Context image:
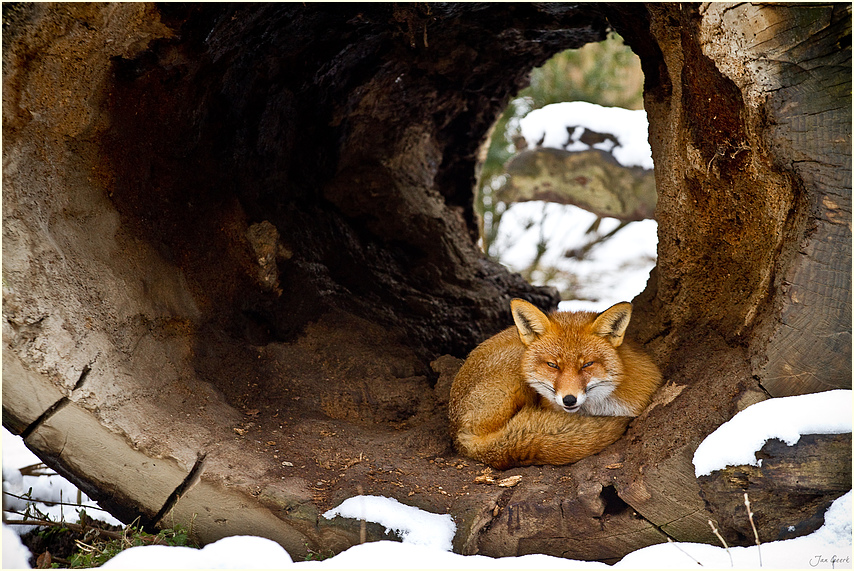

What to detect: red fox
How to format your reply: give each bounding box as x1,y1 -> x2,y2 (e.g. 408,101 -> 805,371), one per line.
449,299 -> 662,469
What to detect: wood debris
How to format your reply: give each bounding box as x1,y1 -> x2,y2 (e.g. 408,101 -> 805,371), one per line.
474,469 -> 523,487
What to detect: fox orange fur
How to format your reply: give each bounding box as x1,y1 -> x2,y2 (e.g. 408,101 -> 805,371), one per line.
449,299 -> 662,469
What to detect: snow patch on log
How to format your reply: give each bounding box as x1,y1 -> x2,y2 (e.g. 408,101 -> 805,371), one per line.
693,389 -> 852,477
323,495 -> 456,552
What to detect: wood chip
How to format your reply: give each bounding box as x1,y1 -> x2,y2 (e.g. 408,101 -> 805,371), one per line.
475,473 -> 523,487
497,475 -> 523,487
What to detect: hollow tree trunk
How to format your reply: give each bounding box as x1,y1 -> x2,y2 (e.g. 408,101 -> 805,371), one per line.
3,2 -> 850,563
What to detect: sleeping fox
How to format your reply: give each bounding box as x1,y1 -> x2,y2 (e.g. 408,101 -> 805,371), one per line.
449,299 -> 662,469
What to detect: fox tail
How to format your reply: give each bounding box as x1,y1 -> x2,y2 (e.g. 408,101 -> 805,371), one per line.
455,408 -> 631,470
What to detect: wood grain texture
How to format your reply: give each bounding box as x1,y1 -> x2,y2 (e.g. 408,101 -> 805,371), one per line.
700,2 -> 852,396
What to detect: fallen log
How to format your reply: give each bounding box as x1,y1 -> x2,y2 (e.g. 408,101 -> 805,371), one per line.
698,433 -> 852,545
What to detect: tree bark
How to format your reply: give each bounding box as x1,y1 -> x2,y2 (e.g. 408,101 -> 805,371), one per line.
501,148 -> 657,220
2,2 -> 850,563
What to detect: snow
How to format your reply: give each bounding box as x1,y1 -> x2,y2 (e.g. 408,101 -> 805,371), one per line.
2,523 -> 33,569
494,100 -> 658,312
2,427 -> 123,535
322,495 -> 455,551
519,101 -> 653,170
100,536 -> 293,569
614,492 -> 851,569
693,389 -> 853,477
3,491 -> 850,569
294,540 -> 608,569
494,201 -> 657,312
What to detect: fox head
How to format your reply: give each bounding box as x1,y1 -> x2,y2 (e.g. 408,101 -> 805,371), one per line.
511,299 -> 632,415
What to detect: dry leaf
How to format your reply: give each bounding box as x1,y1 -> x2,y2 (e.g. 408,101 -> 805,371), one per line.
36,551 -> 52,569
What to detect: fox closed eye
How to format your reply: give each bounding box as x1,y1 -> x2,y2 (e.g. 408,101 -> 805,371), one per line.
546,362 -> 559,369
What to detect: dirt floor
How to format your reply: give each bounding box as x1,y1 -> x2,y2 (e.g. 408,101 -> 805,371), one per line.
193,308 -> 518,516
157,305 -> 589,553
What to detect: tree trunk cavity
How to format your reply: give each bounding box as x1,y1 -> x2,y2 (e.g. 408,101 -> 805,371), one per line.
3,2 -> 850,562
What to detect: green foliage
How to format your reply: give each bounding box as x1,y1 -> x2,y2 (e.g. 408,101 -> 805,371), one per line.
66,521 -> 197,569
7,485 -> 201,569
6,471 -> 198,568
303,541 -> 335,561
476,32 -> 644,263
523,33 -> 645,110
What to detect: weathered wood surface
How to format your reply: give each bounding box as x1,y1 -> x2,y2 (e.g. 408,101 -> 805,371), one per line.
698,3 -> 852,397
698,433 -> 852,544
2,2 -> 850,564
603,0 -> 852,551
501,148 -> 657,220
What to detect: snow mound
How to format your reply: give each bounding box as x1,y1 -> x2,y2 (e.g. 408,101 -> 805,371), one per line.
3,523 -> 33,568
614,492 -> 852,568
322,495 -> 456,552
296,539 -> 607,569
101,535 -> 293,569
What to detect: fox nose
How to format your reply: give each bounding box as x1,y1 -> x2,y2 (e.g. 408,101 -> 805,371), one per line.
562,395 -> 577,408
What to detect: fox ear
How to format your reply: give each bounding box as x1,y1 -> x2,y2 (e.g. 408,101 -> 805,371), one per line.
511,299 -> 551,346
592,302 -> 632,347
